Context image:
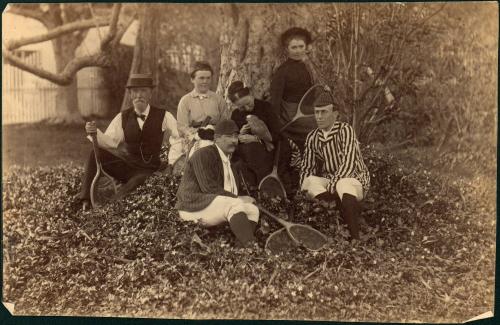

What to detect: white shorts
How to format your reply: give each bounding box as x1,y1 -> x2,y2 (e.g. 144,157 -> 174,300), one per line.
301,176 -> 364,201
179,195 -> 259,227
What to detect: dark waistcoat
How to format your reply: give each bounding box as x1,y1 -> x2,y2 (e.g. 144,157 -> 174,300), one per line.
121,106 -> 166,168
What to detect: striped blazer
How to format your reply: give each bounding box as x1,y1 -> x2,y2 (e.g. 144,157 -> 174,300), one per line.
300,121 -> 370,194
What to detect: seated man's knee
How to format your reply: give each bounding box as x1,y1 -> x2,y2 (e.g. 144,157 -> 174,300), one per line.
301,176 -> 313,191
245,203 -> 259,223
336,178 -> 363,201
127,172 -> 152,186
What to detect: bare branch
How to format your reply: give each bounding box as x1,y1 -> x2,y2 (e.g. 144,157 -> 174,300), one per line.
101,4 -> 123,50
405,3 -> 448,39
111,14 -> 137,48
88,3 -> 104,44
6,17 -> 110,51
6,4 -> 48,26
3,48 -> 110,86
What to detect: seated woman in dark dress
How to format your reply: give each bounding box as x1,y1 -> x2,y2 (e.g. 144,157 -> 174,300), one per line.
270,27 -> 317,151
228,81 -> 294,193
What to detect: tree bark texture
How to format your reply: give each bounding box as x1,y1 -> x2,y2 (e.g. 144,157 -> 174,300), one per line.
217,4 -> 315,101
121,4 -> 165,111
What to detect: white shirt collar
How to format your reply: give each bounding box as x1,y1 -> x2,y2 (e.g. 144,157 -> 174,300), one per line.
215,144 -> 238,195
321,123 -> 335,137
320,122 -> 341,137
134,104 -> 150,118
215,144 -> 230,164
191,90 -> 212,99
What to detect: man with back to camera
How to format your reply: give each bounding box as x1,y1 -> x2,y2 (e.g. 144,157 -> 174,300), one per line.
300,93 -> 370,240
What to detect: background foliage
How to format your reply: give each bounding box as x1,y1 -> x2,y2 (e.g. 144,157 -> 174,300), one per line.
101,3 -> 496,171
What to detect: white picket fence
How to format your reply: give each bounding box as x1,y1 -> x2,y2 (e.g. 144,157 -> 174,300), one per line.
2,62 -> 110,125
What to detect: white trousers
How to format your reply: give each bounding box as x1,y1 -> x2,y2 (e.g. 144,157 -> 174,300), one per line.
179,195 -> 259,227
301,176 -> 364,201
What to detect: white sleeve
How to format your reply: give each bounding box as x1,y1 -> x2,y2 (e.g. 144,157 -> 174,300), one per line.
162,111 -> 184,165
162,111 -> 179,137
99,113 -> 124,149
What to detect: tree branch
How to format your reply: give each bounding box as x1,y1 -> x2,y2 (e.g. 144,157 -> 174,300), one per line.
111,14 -> 137,48
3,3 -> 125,87
405,3 -> 448,39
2,48 -> 110,86
101,4 -> 122,50
6,4 -> 48,26
6,17 -> 110,51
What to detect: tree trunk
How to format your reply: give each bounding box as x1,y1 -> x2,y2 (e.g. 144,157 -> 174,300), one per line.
217,4 -> 317,100
46,36 -> 82,123
121,4 -> 164,111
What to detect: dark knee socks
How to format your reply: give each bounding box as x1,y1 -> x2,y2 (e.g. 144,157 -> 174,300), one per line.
341,193 -> 361,240
229,212 -> 256,246
314,191 -> 361,240
314,191 -> 336,202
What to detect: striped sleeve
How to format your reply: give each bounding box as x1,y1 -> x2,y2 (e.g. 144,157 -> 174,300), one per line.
299,130 -> 318,187
327,124 -> 357,193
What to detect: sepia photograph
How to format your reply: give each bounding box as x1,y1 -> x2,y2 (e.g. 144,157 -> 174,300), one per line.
1,2 -> 497,323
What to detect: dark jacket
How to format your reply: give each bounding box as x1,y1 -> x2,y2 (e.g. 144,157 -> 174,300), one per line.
175,145 -> 240,212
269,58 -> 313,115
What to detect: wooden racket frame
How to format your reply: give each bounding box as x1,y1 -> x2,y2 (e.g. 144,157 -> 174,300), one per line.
88,130 -> 119,208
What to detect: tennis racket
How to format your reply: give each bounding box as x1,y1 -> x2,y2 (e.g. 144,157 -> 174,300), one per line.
88,129 -> 119,208
258,140 -> 287,200
241,171 -> 328,252
279,84 -> 335,133
259,205 -> 329,252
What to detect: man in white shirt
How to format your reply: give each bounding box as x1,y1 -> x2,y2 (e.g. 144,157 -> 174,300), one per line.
79,73 -> 180,210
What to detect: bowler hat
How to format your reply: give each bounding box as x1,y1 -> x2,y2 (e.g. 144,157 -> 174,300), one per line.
214,119 -> 239,136
126,73 -> 156,88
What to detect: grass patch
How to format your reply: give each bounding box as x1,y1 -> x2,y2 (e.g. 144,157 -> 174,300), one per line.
2,122 -> 109,172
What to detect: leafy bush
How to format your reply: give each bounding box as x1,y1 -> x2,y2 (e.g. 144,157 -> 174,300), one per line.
2,147 -> 495,321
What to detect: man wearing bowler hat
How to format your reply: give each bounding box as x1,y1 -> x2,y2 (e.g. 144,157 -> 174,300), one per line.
79,73 -> 179,210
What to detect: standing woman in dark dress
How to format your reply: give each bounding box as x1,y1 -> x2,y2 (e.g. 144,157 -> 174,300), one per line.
270,27 -> 317,151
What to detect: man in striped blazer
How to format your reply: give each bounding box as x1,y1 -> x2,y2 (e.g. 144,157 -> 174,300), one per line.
175,119 -> 260,248
300,94 -> 370,240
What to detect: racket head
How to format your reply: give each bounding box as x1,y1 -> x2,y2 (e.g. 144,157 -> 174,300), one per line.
298,84 -> 335,117
288,224 -> 328,251
90,170 -> 118,208
258,175 -> 286,200
265,228 -> 298,254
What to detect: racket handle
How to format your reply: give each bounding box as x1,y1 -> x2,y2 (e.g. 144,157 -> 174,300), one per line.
257,204 -> 290,227
88,131 -> 101,165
